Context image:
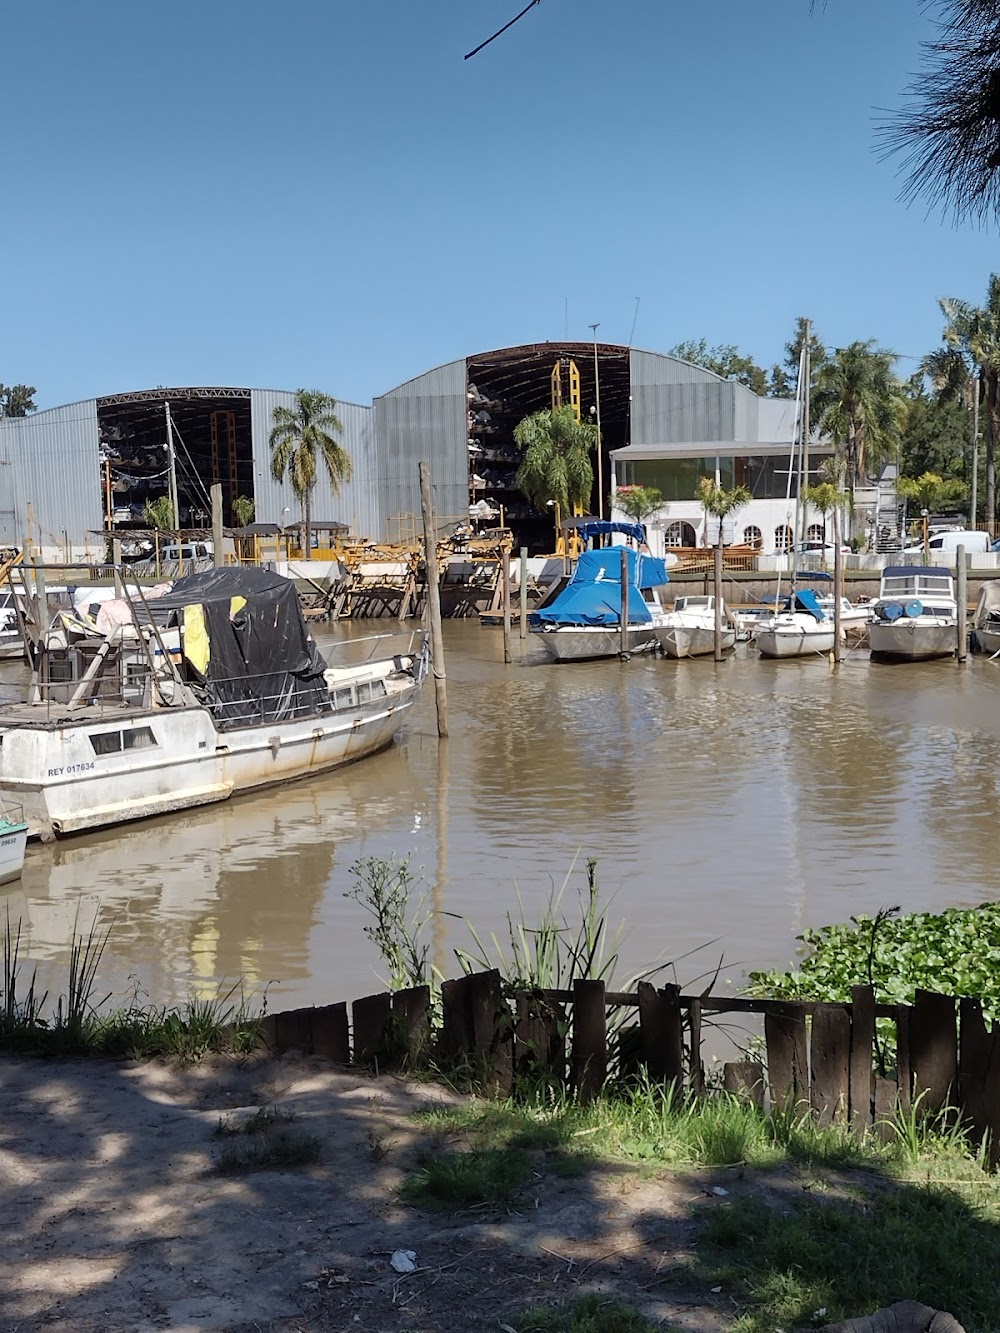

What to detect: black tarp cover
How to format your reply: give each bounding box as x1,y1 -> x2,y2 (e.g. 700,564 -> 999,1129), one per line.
151,567 -> 332,729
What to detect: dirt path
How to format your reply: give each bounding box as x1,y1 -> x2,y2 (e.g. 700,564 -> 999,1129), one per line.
0,1054 -> 740,1332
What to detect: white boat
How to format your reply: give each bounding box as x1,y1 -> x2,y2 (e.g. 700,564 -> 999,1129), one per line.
0,800 -> 28,882
533,546 -> 670,662
0,567 -> 427,840
974,582 -> 1000,657
655,595 -> 736,658
756,589 -> 836,659
868,566 -> 958,661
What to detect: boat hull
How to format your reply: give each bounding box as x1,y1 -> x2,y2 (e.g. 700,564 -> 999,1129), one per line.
976,625 -> 1000,656
869,621 -> 957,661
536,626 -> 658,662
0,685 -> 421,841
756,627 -> 836,658
0,821 -> 28,883
657,625 -> 736,658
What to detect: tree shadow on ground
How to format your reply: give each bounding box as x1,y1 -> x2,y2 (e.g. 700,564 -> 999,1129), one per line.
0,1055 -> 995,1333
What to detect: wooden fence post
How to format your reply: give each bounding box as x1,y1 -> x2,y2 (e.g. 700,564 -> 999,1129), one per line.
765,1004 -> 809,1113
637,981 -> 684,1085
811,1004 -> 851,1127
849,985 -> 875,1135
571,979 -> 607,1103
910,990 -> 957,1114
353,992 -> 393,1067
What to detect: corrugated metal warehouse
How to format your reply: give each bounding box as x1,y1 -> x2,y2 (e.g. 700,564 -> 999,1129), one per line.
0,344 -> 798,556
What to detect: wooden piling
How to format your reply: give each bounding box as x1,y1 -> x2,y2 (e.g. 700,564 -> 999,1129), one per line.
571,979 -> 607,1103
519,546 -> 528,638
501,547 -> 511,664
211,482 -> 224,568
619,546 -> 629,657
957,544 -> 967,662
833,506 -> 844,663
418,461 -> 448,737
714,542 -> 723,660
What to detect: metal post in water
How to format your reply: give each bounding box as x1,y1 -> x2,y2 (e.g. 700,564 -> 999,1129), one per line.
501,547 -> 512,664
211,482 -> 224,568
714,541 -> 723,661
957,543 -> 967,662
419,461 -> 448,737
619,545 -> 629,658
519,546 -> 528,639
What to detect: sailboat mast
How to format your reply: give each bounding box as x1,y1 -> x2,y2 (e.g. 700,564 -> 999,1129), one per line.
800,318 -> 811,547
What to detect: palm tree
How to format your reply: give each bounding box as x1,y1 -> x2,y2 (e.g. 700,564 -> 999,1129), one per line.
812,341 -> 906,532
696,477 -> 751,549
936,278 -> 1000,531
801,482 -> 848,567
513,405 -> 597,513
269,390 -> 351,559
144,497 -> 175,530
232,494 -> 255,528
614,484 -> 663,526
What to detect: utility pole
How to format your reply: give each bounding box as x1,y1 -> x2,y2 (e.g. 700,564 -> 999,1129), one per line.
211,482 -> 224,568
164,402 -> 180,532
419,461 -> 448,737
590,323 -> 603,521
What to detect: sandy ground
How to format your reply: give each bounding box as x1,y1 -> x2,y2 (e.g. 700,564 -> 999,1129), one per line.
0,1054 -> 743,1333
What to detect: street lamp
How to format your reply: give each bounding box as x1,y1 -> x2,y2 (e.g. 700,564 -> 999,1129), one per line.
921,508 -> 930,563
281,507 -> 291,561
589,322 -> 603,521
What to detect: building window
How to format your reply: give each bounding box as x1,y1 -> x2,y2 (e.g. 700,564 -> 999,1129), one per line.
664,521 -> 697,547
743,525 -> 763,551
807,523 -> 825,542
775,525 -> 794,553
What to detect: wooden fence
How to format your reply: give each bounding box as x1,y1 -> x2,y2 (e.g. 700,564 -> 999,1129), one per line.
260,972 -> 1000,1162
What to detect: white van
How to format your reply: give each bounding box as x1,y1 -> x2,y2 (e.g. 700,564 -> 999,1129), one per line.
162,540 -> 214,562
902,529 -> 990,557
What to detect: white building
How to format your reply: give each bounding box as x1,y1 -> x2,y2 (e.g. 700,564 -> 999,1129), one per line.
609,353 -> 834,559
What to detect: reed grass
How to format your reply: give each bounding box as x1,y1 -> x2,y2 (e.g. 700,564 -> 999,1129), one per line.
0,909 -> 264,1059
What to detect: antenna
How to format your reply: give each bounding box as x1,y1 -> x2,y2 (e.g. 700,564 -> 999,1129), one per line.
627,297 -> 641,348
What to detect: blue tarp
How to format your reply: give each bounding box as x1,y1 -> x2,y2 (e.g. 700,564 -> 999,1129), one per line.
792,588 -> 826,622
534,547 -> 669,628
568,519 -> 646,545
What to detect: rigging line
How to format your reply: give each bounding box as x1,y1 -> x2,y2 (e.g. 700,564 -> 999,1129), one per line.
167,419 -> 215,511
627,297 -> 641,350
464,0 -> 541,59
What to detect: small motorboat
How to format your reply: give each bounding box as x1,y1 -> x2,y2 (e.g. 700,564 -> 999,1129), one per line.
974,581 -> 1000,657
531,546 -> 670,662
755,589 -> 836,659
868,566 -> 958,661
655,595 -> 737,658
0,801 -> 28,883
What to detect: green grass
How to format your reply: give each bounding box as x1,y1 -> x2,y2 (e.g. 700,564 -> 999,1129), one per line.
412,1080 -> 882,1176
696,1181 -> 1000,1333
214,1103 -> 296,1137
399,1146 -> 533,1209
214,1127 -> 322,1174
513,1294 -> 665,1331
0,909 -> 264,1059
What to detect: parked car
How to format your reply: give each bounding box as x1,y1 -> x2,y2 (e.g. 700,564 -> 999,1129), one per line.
902,529 -> 991,557
162,541 -> 214,562
791,540 -> 850,558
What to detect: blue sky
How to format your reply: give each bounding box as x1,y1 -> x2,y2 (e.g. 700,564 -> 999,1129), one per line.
3,0 -> 997,408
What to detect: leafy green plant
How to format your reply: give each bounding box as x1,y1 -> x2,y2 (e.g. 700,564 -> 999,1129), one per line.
143,496 -> 176,530
747,903 -> 1000,1016
344,855 -> 433,991
615,485 -> 663,525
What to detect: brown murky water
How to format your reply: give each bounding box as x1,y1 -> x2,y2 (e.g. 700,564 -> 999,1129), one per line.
3,622 -> 1000,1013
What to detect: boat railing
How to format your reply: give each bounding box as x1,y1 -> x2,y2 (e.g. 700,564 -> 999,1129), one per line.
323,628 -> 427,668
0,798 -> 25,826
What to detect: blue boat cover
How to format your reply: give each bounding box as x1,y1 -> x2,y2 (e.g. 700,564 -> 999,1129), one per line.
569,519 -> 646,545
792,588 -> 826,622
884,565 -> 949,580
534,547 -> 669,627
